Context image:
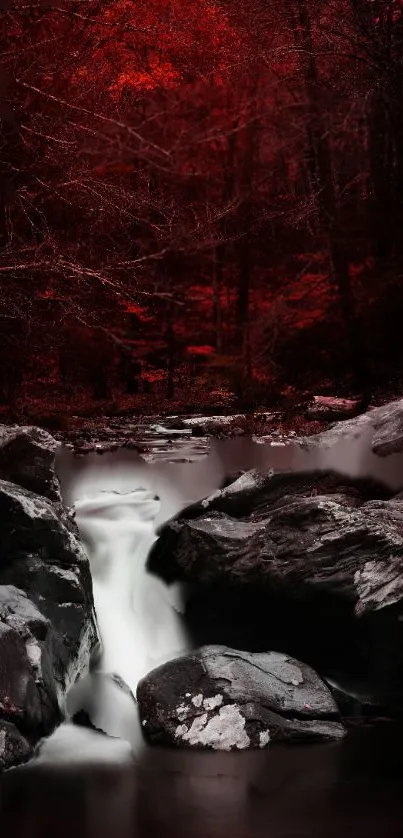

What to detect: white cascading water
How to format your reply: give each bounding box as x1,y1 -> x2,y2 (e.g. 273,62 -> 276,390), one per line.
74,487 -> 189,691
65,487 -> 190,748
56,443 -> 227,753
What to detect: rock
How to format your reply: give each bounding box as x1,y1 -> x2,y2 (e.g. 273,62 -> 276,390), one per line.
323,673 -> 389,718
149,470 -> 400,614
0,478 -> 80,563
0,481 -> 97,701
160,418 -> 189,431
0,587 -> 58,726
0,427 -> 98,770
0,721 -> 32,770
0,425 -> 61,501
148,469 -> 403,693
305,396 -> 365,421
137,646 -> 345,749
300,396 -> 403,458
0,556 -> 96,701
371,399 -> 403,457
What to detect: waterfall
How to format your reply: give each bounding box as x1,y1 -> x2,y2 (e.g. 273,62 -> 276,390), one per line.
54,442 -> 229,753
65,487 -> 189,744
75,487 -> 189,689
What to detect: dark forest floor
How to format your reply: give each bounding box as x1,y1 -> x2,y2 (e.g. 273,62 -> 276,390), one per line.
20,383 -> 402,456
1,375 -> 402,445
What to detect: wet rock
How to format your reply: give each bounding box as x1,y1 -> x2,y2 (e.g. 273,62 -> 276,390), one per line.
371,399 -> 403,457
323,674 -> 388,718
160,418 -> 189,431
0,424 -> 61,501
0,557 -> 96,700
149,469 -> 403,693
305,396 -> 365,421
137,646 -> 345,749
0,586 -> 58,735
300,396 -> 403,458
149,469 -> 400,616
0,427 -> 98,770
0,721 -> 32,770
0,481 -> 97,699
0,478 -> 84,565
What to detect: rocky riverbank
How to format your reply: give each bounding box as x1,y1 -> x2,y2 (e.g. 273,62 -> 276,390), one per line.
3,396 -> 403,763
0,427 -> 98,770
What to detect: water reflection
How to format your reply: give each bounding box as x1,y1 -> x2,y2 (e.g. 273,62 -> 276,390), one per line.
2,725 -> 403,837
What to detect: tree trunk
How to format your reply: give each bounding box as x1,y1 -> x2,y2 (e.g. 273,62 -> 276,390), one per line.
235,238 -> 251,381
295,0 -> 369,400
389,105 -> 403,263
165,303 -> 175,399
118,352 -> 141,395
212,250 -> 223,352
328,238 -> 369,397
92,368 -> 109,400
368,93 -> 394,264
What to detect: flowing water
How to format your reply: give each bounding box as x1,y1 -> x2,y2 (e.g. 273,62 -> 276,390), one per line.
65,486 -> 190,746
72,488 -> 189,694
3,431 -> 403,836
2,723 -> 403,837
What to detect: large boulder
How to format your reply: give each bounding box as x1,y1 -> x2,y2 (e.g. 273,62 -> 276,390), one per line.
148,470 -> 401,614
0,480 -> 97,701
305,396 -> 365,422
0,586 -> 58,734
0,425 -> 61,501
137,646 -> 345,749
0,721 -> 32,771
299,396 -> 403,458
148,470 -> 403,694
0,427 -> 98,770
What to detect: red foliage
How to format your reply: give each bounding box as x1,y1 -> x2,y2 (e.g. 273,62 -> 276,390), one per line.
70,0 -> 240,99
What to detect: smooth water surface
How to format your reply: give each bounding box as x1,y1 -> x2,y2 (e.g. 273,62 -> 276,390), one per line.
1,723 -> 403,838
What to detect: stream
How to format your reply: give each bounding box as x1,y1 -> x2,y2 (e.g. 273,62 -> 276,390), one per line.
2,426 -> 403,836
2,723 -> 403,837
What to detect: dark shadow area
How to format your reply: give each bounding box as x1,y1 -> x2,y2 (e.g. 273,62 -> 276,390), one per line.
185,584 -> 403,695
3,725 -> 403,837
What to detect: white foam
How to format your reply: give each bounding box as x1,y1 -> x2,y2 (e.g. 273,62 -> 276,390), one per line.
33,723 -> 134,766
73,487 -> 189,696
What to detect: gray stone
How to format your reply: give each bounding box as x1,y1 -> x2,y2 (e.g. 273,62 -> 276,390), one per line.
0,721 -> 32,770
0,424 -> 61,501
0,426 -> 98,770
305,396 -> 364,421
300,396 -> 403,458
0,586 -> 58,734
0,556 -> 96,699
0,481 -> 97,700
149,469 -> 402,616
137,646 -> 345,749
0,478 -> 84,567
372,400 -> 403,457
148,468 -> 403,699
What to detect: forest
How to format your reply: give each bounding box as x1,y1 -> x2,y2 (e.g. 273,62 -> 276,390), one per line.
1,0 -> 403,422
